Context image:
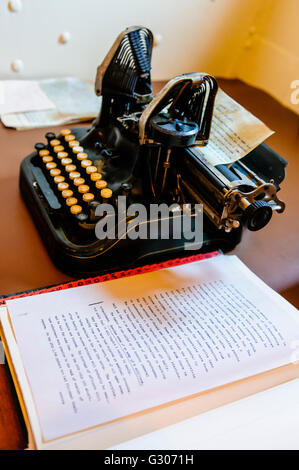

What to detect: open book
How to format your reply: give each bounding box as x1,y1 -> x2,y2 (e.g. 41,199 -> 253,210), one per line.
0,255 -> 298,450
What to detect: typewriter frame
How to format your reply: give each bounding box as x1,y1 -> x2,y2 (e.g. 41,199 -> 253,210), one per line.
19,26 -> 287,276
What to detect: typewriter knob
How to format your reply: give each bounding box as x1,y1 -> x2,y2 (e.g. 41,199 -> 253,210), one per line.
121,182 -> 132,196
150,116 -> 199,148
244,201 -> 272,231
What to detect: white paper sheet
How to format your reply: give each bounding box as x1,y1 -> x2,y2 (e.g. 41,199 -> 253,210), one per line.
193,89 -> 274,166
1,77 -> 100,130
5,255 -> 299,442
110,379 -> 299,450
0,80 -> 55,115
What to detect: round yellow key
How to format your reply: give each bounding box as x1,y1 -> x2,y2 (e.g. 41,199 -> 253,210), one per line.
90,172 -> 102,181
57,182 -> 69,191
81,160 -> 92,168
42,156 -> 53,163
86,166 -> 97,174
78,184 -> 90,194
96,180 -> 107,190
50,168 -> 61,177
69,171 -> 81,180
72,146 -> 84,154
57,151 -> 68,159
65,135 -> 76,142
70,205 -> 82,215
61,189 -> 73,199
66,197 -> 78,207
82,192 -> 95,202
46,162 -> 57,170
50,139 -> 61,147
54,175 -> 65,184
65,164 -> 77,173
53,145 -> 64,153
73,177 -> 85,186
68,140 -> 80,148
101,188 -> 113,199
61,158 -> 72,166
60,129 -> 71,136
77,152 -> 88,161
39,149 -> 49,157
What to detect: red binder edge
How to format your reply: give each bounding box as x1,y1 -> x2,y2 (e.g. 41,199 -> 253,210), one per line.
0,251 -> 220,305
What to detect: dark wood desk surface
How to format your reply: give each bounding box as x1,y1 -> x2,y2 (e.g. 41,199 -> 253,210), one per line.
0,80 -> 298,449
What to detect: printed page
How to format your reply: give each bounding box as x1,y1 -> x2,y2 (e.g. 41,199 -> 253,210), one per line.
5,256 -> 299,442
193,89 -> 274,165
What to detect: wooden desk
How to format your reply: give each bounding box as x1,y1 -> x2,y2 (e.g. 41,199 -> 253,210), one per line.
0,80 -> 298,449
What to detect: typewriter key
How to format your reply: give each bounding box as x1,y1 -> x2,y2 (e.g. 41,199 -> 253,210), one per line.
61,189 -> 73,199
69,171 -> 81,180
73,177 -> 85,186
65,134 -> 76,142
101,188 -> 113,200
66,197 -> 78,207
78,184 -> 90,194
86,166 -> 97,174
39,149 -> 50,157
50,139 -> 61,147
53,145 -> 64,153
46,162 -> 57,170
70,205 -> 82,215
96,180 -> 107,190
42,156 -> 53,163
50,168 -> 61,177
54,175 -> 65,184
45,132 -> 56,143
60,129 -> 71,136
65,164 -> 77,173
57,182 -> 69,191
57,151 -> 69,159
35,143 -> 46,153
77,152 -> 88,161
81,160 -> 92,168
72,146 -> 84,154
61,158 -> 73,166
68,140 -> 80,148
90,172 -> 102,181
82,192 -> 95,202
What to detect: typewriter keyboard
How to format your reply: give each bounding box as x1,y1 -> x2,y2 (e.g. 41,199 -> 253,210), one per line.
33,129 -> 113,225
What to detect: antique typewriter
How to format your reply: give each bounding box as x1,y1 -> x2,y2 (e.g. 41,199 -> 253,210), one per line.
20,26 -> 287,275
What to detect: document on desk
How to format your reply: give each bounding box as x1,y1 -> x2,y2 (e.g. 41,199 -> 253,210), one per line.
4,255 -> 299,444
0,80 -> 55,115
194,89 -> 274,166
1,77 -> 100,130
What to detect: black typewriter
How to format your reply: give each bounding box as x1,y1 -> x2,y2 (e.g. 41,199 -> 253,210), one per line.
20,26 -> 287,276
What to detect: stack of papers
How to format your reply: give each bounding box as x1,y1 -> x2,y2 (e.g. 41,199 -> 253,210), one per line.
0,77 -> 101,130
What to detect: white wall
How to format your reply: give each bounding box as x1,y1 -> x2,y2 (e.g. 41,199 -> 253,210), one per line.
0,0 -> 298,113
0,0 -> 262,79
234,0 -> 299,114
